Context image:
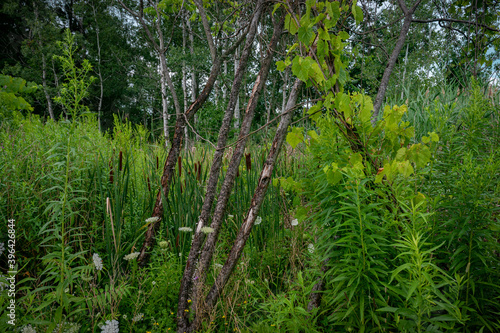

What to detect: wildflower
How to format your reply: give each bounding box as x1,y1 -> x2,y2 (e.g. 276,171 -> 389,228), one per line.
201,226 -> 214,234
0,242 -> 4,256
308,244 -> 315,254
188,299 -> 192,303
123,252 -> 140,261
122,314 -> 127,319
255,216 -> 262,225
185,309 -> 189,312
52,322 -> 80,333
291,219 -> 299,226
152,281 -> 156,285
228,215 -> 234,218
214,263 -> 223,269
21,325 -> 37,333
178,227 -> 193,232
159,241 -> 168,249
93,253 -> 103,271
145,216 -> 160,223
132,313 -> 144,322
100,320 -> 119,333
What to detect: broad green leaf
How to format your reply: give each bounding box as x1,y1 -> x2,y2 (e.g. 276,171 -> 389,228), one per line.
395,147 -> 406,161
286,127 -> 304,148
307,101 -> 323,122
429,132 -> 439,142
298,26 -> 314,45
285,14 -> 298,35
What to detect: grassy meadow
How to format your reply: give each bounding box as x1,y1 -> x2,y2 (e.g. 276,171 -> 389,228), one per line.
1,81 -> 500,332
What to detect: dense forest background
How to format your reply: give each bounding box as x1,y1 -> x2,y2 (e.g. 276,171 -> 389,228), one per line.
1,0 -> 499,332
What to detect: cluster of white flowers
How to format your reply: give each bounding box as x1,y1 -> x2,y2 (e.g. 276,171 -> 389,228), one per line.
201,226 -> 214,234
178,227 -> 193,232
52,322 -> 80,333
291,219 -> 299,226
132,313 -> 144,322
0,274 -> 9,292
21,324 -> 37,333
123,252 -> 140,261
308,244 -> 315,254
93,253 -> 103,271
100,320 -> 119,333
0,242 -> 5,256
255,216 -> 262,225
159,241 -> 168,249
214,263 -> 223,269
145,217 -> 160,223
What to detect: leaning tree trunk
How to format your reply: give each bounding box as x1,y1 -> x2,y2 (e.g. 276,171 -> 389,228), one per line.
371,0 -> 423,123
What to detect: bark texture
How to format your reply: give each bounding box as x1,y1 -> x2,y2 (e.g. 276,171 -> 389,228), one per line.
371,0 -> 423,123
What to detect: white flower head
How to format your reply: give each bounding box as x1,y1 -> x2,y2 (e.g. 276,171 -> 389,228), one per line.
255,216 -> 262,225
0,242 -> 5,256
123,252 -> 140,261
291,219 -> 299,226
214,263 -> 223,269
132,313 -> 144,322
152,281 -> 156,285
93,253 -> 103,271
201,226 -> 214,234
308,244 -> 315,254
21,324 -> 37,333
145,216 -> 160,223
100,319 -> 119,333
228,215 -> 234,219
52,322 -> 80,333
178,227 -> 193,232
122,314 -> 127,319
159,241 -> 168,249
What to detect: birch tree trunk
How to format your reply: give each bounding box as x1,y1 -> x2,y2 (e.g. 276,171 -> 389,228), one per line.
233,46 -> 240,129
182,13 -> 189,149
33,1 -> 55,121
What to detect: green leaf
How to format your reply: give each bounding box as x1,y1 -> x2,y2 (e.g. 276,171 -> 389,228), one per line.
307,102 -> 323,122
276,61 -> 286,71
286,127 -> 304,148
354,6 -> 363,24
429,132 -> 439,142
298,26 -> 314,45
285,14 -> 298,35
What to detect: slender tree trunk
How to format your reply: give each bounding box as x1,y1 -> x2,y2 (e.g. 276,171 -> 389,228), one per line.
282,68 -> 289,113
182,13 -> 189,149
41,53 -> 55,121
234,46 -> 240,129
186,16 -> 199,140
91,1 -> 104,130
177,2 -> 265,331
159,58 -> 170,146
33,1 -> 55,121
371,0 -> 423,123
